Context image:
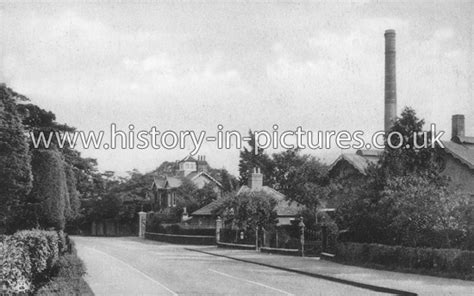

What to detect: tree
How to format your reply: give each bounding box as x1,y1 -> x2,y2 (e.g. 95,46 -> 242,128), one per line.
380,107 -> 439,178
96,194 -> 123,220
335,107 -> 471,248
195,183 -> 219,208
379,172 -> 470,248
208,168 -> 239,192
17,103 -> 75,149
29,149 -> 68,230
0,85 -> 33,232
238,130 -> 274,186
219,191 -> 278,232
175,179 -> 219,215
271,149 -> 328,207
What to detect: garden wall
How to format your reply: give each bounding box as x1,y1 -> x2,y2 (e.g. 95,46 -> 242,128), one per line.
145,232 -> 215,245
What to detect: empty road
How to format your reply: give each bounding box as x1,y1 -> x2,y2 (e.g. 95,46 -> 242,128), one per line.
74,236 -> 388,296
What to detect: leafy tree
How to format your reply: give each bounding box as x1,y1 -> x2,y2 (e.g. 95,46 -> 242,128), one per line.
335,107 -> 471,248
219,168 -> 239,192
175,178 -> 199,213
379,172 -> 470,248
380,107 -> 439,178
271,149 -> 328,207
152,161 -> 179,176
175,179 -> 219,215
29,149 -> 68,230
17,103 -> 75,149
96,194 -> 123,219
108,169 -> 153,202
238,130 -> 274,186
195,183 -> 219,207
0,85 -> 33,232
219,191 -> 278,232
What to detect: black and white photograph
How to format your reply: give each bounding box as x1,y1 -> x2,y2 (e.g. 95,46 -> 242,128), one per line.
1,1 -> 473,295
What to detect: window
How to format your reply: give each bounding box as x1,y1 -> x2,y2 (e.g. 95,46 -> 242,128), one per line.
172,193 -> 177,207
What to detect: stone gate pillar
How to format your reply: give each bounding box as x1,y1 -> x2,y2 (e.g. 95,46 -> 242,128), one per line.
215,216 -> 222,243
299,216 -> 305,257
138,211 -> 147,238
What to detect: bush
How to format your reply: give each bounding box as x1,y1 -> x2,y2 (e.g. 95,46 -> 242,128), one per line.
2,235 -> 33,293
1,230 -> 68,293
36,252 -> 92,296
336,242 -> 474,280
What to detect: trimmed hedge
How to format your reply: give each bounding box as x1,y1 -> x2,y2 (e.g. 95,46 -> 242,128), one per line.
1,230 -> 69,293
336,242 -> 474,280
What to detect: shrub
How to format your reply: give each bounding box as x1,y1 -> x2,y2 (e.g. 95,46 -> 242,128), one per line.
12,230 -> 50,281
336,242 -> 474,280
1,230 -> 64,293
2,235 -> 33,293
36,254 -> 87,295
146,212 -> 160,233
35,244 -> 93,296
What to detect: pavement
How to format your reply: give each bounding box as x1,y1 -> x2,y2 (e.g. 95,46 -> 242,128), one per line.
73,236 -> 473,296
189,246 -> 474,296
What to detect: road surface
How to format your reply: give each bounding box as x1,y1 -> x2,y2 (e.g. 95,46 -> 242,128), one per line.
74,236 -> 388,296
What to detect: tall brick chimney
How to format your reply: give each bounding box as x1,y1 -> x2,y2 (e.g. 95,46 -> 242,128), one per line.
452,114 -> 465,140
384,29 -> 397,132
248,167 -> 263,190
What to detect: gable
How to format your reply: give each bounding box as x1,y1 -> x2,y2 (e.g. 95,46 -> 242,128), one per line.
190,172 -> 223,189
328,153 -> 379,178
329,158 -> 363,179
443,141 -> 474,171
441,150 -> 474,194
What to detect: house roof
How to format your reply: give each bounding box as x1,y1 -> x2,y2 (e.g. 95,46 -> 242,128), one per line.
328,150 -> 381,176
239,185 -> 303,217
328,139 -> 474,175
191,198 -> 227,216
442,140 -> 474,170
152,171 -> 223,190
190,171 -> 224,188
152,176 -> 183,189
192,183 -> 303,217
180,155 -> 198,163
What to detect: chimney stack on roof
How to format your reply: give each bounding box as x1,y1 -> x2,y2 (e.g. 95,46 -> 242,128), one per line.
452,114 -> 465,140
248,167 -> 263,190
384,29 -> 397,132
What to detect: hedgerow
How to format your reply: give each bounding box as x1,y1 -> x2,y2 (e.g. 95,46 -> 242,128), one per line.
335,242 -> 474,280
1,230 -> 70,294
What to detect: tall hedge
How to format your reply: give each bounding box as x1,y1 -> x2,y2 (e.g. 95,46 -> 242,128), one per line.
30,149 -> 67,230
0,85 -> 33,232
64,163 -> 80,221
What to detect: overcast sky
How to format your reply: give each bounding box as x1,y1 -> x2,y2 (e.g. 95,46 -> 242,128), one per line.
1,1 -> 473,176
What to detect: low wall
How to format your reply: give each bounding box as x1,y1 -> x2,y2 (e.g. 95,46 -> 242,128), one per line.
217,241 -> 256,250
145,232 -> 215,245
260,247 -> 300,256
